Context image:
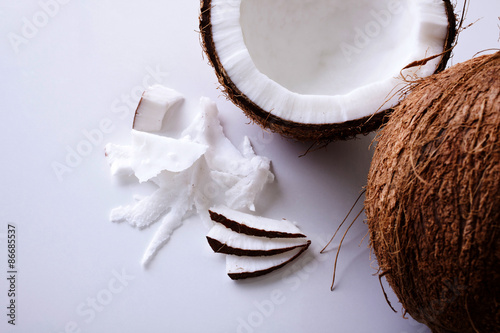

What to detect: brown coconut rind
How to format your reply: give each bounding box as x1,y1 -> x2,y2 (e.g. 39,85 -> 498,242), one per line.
199,0 -> 457,143
365,52 -> 500,333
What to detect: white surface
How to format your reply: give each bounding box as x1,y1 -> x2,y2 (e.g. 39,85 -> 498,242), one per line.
0,1 -> 498,332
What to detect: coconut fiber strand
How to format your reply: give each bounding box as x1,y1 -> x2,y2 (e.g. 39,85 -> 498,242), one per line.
365,52 -> 499,333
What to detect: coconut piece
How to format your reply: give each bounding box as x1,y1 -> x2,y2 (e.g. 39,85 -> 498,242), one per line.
110,187 -> 176,228
365,52 -> 500,333
224,138 -> 274,211
106,95 -> 275,266
130,129 -> 207,182
226,242 -> 311,280
181,97 -> 274,211
141,201 -> 191,266
132,85 -> 184,132
104,143 -> 134,177
209,205 -> 306,238
206,223 -> 308,256
199,0 -> 456,142
182,98 -> 264,176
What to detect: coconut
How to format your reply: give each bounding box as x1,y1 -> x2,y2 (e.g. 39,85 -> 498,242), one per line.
206,205 -> 311,279
365,52 -> 500,332
199,0 -> 456,142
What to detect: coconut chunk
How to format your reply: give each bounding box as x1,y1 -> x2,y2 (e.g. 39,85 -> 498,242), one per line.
182,98 -> 274,211
206,223 -> 308,256
226,243 -> 310,280
130,129 -> 207,182
132,85 -> 184,132
182,98 -> 264,177
209,205 -> 306,238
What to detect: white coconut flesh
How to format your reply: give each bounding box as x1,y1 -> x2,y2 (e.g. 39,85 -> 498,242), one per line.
209,205 -> 306,238
105,94 -> 276,266
210,0 -> 451,124
226,246 -> 308,278
207,223 -> 309,255
133,85 -> 184,132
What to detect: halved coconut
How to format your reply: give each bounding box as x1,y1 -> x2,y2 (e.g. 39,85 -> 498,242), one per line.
209,205 -> 306,238
226,244 -> 310,280
200,0 -> 456,142
206,223 -> 309,256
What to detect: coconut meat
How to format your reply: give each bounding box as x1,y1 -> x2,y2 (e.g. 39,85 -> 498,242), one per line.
206,205 -> 311,279
226,246 -> 308,279
104,143 -> 133,177
207,223 -> 309,254
209,205 -> 305,237
105,94 -> 274,265
210,0 -> 451,124
132,85 -> 184,132
130,130 -> 207,182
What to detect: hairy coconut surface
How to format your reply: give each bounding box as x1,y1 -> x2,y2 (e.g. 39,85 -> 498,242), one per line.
365,52 -> 500,333
199,0 -> 456,143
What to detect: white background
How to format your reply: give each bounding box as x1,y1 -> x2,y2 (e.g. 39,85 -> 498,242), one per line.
1,1 -> 498,332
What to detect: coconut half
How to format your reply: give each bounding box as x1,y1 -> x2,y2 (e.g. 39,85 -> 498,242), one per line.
200,0 -> 456,141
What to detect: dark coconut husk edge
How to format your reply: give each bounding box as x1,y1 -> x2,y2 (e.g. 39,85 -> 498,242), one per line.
199,0 -> 457,143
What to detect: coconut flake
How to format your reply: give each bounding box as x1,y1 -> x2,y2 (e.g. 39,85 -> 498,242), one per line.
132,85 -> 184,132
224,154 -> 274,211
181,97 -> 274,211
130,129 -> 207,182
106,93 -> 274,266
104,143 -> 134,177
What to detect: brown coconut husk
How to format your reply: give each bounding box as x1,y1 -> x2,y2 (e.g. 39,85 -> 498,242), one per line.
199,0 -> 457,143
365,52 -> 500,333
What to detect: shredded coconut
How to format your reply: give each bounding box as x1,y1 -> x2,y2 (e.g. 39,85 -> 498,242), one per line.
105,95 -> 274,266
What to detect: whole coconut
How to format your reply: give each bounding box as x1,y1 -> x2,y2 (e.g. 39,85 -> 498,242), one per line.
365,52 -> 499,333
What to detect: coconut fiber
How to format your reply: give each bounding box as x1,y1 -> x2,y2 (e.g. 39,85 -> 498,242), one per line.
365,52 -> 500,332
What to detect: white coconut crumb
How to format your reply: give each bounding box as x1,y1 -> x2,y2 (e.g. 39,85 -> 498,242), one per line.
132,85 -> 184,132
105,95 -> 274,266
104,143 -> 134,177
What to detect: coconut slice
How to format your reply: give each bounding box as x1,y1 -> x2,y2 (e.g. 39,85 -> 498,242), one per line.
132,85 -> 184,132
226,243 -> 310,280
199,0 -> 456,141
209,205 -> 306,238
206,223 -> 309,256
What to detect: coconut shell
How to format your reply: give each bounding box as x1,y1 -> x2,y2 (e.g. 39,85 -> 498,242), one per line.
365,52 -> 500,333
199,0 -> 456,143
